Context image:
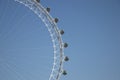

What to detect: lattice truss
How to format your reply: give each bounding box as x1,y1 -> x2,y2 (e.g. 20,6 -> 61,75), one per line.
14,0 -> 69,80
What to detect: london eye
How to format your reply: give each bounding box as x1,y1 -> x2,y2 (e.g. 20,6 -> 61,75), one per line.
14,0 -> 69,80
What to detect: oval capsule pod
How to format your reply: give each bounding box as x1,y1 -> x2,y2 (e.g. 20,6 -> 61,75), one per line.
64,56 -> 69,61
36,0 -> 40,3
54,18 -> 59,23
64,43 -> 68,48
60,30 -> 64,35
46,7 -> 50,12
62,70 -> 67,75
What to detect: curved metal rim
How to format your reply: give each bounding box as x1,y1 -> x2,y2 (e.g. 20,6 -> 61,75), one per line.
14,0 -> 65,80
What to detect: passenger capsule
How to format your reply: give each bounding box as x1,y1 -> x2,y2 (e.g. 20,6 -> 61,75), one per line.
64,56 -> 69,61
64,43 -> 68,48
60,30 -> 64,35
54,18 -> 59,23
46,7 -> 50,12
62,70 -> 67,75
36,0 -> 40,3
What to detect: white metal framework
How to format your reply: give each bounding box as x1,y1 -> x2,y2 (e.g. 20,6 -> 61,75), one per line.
14,0 -> 66,80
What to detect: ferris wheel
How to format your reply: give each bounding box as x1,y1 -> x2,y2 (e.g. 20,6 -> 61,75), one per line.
14,0 -> 69,80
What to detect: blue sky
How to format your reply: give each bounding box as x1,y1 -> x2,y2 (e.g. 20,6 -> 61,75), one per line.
0,0 -> 120,80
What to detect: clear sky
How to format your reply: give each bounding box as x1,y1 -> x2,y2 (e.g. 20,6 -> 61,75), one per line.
0,0 -> 120,80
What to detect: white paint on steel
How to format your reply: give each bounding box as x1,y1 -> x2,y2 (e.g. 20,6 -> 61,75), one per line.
14,0 -> 65,80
